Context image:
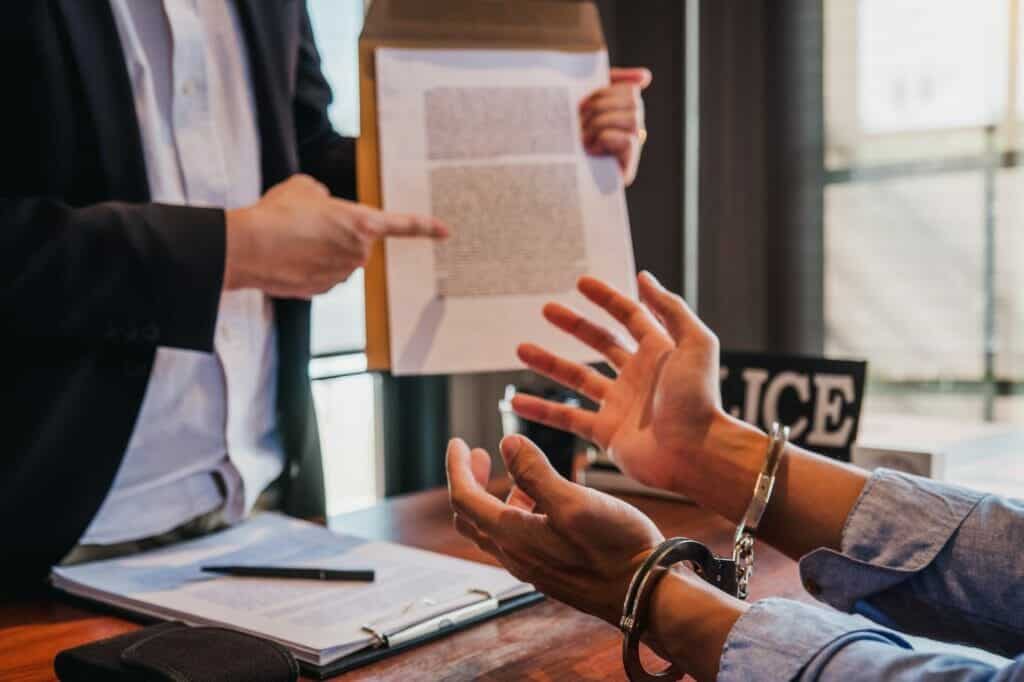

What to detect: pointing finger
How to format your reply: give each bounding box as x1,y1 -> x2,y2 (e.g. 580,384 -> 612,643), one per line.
378,213 -> 450,239
349,204 -> 451,239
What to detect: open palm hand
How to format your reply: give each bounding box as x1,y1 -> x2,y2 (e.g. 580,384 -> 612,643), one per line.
447,436 -> 664,624
513,272 -> 722,493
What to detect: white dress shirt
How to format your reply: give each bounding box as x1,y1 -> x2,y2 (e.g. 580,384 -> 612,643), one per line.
80,0 -> 285,545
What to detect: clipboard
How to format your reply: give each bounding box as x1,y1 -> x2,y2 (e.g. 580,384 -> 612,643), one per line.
358,0 -> 607,371
57,589 -> 544,678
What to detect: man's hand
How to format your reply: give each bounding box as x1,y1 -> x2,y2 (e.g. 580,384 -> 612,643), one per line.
580,67 -> 652,186
446,435 -> 663,625
223,174 -> 449,298
512,271 -> 722,496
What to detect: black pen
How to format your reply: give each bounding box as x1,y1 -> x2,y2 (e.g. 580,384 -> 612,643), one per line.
201,565 -> 375,582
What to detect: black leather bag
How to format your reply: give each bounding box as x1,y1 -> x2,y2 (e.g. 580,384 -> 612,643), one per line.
54,622 -> 300,682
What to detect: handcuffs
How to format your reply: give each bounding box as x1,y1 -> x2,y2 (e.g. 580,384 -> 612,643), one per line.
620,422 -> 790,682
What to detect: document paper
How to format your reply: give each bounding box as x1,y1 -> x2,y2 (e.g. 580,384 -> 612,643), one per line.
375,48 -> 637,375
51,513 -> 532,666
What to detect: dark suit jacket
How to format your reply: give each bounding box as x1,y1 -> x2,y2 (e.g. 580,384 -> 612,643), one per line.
0,0 -> 356,586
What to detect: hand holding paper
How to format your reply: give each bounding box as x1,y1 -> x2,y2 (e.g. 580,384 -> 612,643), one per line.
580,67 -> 653,185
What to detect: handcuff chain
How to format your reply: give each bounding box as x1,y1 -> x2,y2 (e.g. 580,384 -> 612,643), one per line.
734,531 -> 755,600
731,422 -> 789,601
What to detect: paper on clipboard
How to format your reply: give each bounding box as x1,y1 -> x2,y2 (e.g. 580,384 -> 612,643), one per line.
374,47 -> 637,376
51,513 -> 533,667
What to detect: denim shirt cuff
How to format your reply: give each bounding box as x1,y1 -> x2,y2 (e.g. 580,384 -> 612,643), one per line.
718,598 -> 908,681
798,469 -> 983,612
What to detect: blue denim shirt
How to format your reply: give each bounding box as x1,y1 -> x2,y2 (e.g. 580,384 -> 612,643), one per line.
718,469 -> 1024,681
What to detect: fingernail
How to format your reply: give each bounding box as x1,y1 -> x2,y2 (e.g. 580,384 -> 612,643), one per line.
639,270 -> 662,288
500,435 -> 523,458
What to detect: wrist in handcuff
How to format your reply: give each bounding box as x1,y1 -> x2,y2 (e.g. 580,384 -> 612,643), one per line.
620,422 -> 789,681
681,413 -> 772,519
646,570 -> 748,677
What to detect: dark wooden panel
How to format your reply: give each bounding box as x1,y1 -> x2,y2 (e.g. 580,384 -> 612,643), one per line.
596,0 -> 686,291
697,1 -> 770,349
615,1 -> 686,291
764,0 -> 825,354
698,0 -> 824,355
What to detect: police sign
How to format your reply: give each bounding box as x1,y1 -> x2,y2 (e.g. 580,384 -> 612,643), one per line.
720,352 -> 868,461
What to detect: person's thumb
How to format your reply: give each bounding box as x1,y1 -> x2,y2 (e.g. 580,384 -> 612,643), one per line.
499,435 -> 573,512
610,67 -> 653,90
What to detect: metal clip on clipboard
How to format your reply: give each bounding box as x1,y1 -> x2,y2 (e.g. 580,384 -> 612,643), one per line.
361,589 -> 500,649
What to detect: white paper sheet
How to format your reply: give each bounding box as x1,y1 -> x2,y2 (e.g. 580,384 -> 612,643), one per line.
51,513 -> 530,665
375,47 -> 637,375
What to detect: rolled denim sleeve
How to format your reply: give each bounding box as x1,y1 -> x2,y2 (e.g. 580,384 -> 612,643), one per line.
719,597 -> 1024,681
799,469 -> 1024,656
797,639 -> 1024,681
718,598 -> 910,681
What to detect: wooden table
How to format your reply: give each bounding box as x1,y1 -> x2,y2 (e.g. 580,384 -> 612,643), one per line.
0,487 -> 807,681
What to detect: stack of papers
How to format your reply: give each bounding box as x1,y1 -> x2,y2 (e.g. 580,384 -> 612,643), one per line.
51,513 -> 534,668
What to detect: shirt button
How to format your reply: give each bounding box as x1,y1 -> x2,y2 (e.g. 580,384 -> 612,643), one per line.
180,80 -> 196,97
220,326 -> 234,344
802,577 -> 822,597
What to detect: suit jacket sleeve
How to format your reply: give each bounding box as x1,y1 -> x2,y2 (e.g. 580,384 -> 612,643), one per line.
292,4 -> 357,199
0,198 -> 225,352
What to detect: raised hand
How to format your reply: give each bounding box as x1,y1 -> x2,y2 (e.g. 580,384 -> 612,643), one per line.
446,435 -> 663,624
224,173 -> 449,299
512,271 -> 721,495
580,67 -> 652,186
